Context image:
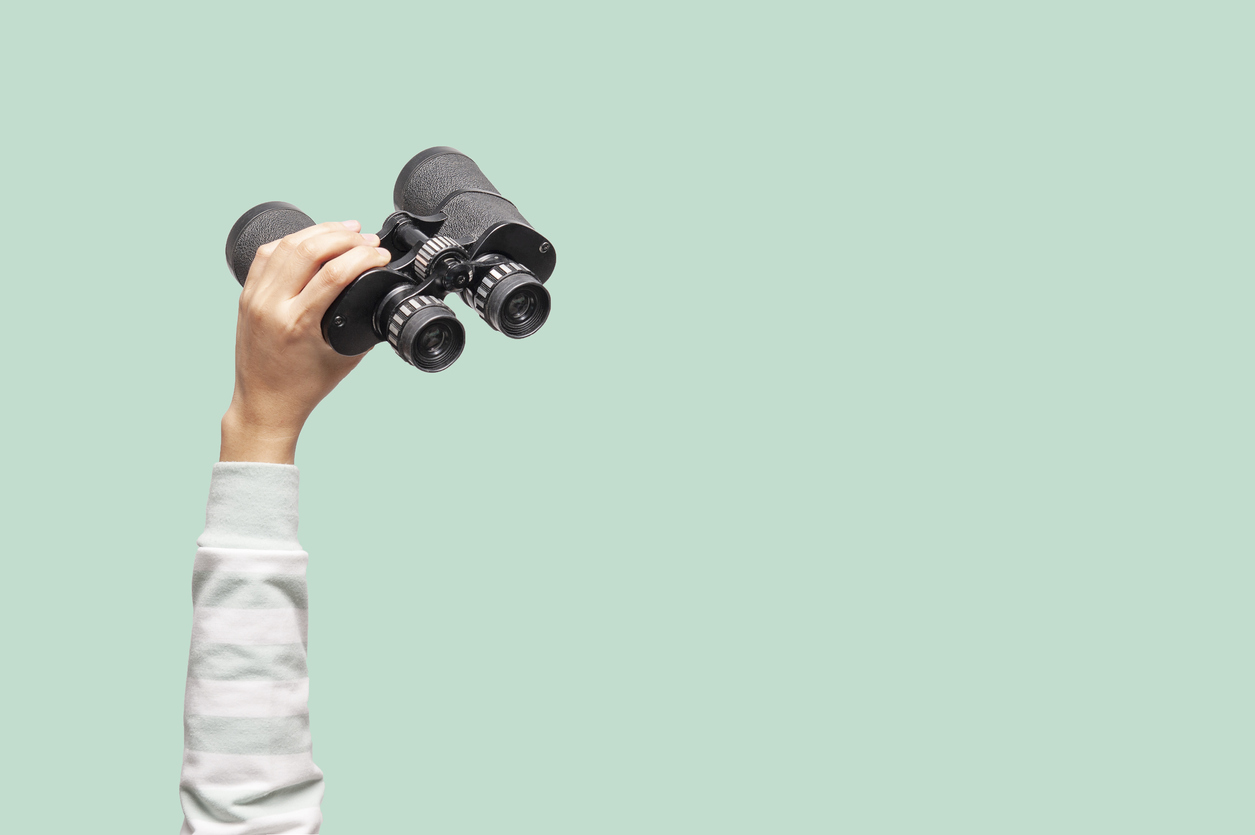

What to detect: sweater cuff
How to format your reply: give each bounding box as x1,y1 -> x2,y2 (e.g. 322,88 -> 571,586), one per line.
197,462 -> 303,551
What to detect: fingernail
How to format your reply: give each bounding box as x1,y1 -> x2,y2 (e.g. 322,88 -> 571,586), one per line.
377,247 -> 391,258
341,220 -> 360,229
362,233 -> 380,245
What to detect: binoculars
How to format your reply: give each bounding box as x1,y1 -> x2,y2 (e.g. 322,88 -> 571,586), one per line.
224,147 -> 557,372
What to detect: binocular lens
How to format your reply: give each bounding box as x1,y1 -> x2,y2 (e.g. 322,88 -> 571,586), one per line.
381,291 -> 466,372
497,281 -> 550,338
418,319 -> 456,359
405,309 -> 464,372
462,266 -> 551,339
506,288 -> 538,322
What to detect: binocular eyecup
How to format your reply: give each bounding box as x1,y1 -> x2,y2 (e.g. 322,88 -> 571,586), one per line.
462,262 -> 551,339
376,285 -> 465,372
223,147 -> 557,373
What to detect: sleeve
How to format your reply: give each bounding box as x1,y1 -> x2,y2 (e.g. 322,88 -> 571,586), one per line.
178,462 -> 325,834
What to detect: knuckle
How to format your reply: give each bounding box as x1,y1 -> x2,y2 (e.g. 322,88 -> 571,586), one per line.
241,296 -> 264,322
318,260 -> 344,286
294,239 -> 320,262
347,246 -> 377,274
290,305 -> 318,332
316,252 -> 363,291
256,240 -> 278,258
279,315 -> 303,339
259,301 -> 290,330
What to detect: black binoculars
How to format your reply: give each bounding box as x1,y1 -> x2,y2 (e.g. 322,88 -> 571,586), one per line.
224,147 -> 557,372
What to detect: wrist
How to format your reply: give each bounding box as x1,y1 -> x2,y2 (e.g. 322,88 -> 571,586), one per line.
220,406 -> 303,465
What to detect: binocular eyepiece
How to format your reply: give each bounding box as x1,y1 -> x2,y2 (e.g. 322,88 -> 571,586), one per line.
224,147 -> 557,372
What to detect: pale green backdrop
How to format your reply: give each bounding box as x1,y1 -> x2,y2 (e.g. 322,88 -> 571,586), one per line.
0,1 -> 1250,832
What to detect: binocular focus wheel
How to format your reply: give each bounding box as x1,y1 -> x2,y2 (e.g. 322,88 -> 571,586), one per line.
413,235 -> 466,279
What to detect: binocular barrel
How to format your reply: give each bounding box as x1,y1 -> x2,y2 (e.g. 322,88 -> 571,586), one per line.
394,147 -> 533,245
225,202 -> 315,288
224,147 -> 556,374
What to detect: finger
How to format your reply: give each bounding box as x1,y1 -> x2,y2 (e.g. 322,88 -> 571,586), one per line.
294,244 -> 393,318
267,228 -> 382,299
252,220 -> 359,269
249,220 -> 363,289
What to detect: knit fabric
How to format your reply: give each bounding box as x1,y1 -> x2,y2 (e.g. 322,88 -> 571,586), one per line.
179,462 -> 324,834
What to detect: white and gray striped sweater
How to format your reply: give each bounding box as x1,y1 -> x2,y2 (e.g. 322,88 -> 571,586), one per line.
179,462 -> 325,834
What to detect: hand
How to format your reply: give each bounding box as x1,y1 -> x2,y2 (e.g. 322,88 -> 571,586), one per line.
220,219 -> 393,464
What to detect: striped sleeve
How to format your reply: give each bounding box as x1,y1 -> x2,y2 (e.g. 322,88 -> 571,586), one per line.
179,462 -> 325,834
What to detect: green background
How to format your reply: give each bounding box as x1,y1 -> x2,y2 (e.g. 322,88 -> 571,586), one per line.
1,1 -> 1250,832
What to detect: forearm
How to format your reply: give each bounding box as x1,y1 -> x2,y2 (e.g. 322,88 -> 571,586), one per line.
179,463 -> 324,834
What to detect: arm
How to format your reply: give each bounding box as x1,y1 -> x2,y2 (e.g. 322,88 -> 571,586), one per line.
179,219 -> 391,833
